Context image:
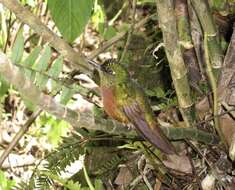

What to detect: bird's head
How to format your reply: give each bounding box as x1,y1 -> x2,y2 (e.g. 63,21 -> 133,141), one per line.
88,59 -> 129,84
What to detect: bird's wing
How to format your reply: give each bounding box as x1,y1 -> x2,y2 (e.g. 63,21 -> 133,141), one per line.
123,102 -> 175,154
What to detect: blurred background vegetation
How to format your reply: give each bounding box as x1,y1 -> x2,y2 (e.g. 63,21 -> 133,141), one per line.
0,0 -> 235,189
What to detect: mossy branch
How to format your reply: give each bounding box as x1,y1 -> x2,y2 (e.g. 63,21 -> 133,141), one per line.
191,0 -> 223,78
204,33 -> 227,150
155,0 -> 194,127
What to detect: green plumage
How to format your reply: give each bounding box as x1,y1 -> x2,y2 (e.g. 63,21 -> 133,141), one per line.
90,60 -> 175,154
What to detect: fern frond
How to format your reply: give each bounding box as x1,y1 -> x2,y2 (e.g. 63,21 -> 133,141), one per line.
93,153 -> 126,176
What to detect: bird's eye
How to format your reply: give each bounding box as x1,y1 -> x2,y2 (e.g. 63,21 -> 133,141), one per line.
105,67 -> 115,75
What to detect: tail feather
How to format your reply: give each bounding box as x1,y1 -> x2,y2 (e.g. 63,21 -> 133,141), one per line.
123,104 -> 175,154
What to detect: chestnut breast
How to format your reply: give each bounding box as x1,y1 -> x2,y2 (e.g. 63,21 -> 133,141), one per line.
101,86 -> 129,123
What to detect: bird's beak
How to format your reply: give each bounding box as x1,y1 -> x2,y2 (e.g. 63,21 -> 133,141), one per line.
87,59 -> 102,70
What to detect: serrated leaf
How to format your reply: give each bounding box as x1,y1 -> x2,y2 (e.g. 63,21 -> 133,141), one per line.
48,0 -> 93,42
34,46 -> 51,89
60,86 -> 74,105
66,180 -> 82,190
11,29 -> 24,63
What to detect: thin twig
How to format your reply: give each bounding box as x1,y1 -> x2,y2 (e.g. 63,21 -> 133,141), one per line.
186,140 -> 228,190
3,12 -> 13,53
0,0 -> 92,73
0,109 -> 42,168
88,14 -> 156,59
119,0 -> 137,62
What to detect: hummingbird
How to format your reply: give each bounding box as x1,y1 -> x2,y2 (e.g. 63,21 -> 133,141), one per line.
88,59 -> 176,154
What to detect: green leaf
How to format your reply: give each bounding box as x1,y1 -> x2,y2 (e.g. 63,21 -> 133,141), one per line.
0,77 -> 9,98
23,46 -> 41,67
34,46 -> 51,72
48,56 -> 63,78
137,0 -> 155,4
60,86 -> 74,105
103,26 -> 116,40
0,170 -> 16,190
0,10 -> 8,48
22,97 -> 36,111
94,179 -> 104,190
38,113 -> 71,146
91,2 -> 105,33
48,0 -> 94,42
11,29 -> 24,63
48,56 -> 63,92
34,46 -> 51,89
25,0 -> 37,7
65,180 -> 82,190
42,171 -> 82,190
47,119 -> 70,146
22,46 -> 41,78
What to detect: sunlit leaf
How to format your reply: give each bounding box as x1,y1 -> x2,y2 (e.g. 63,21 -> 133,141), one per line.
0,170 -> 16,190
94,179 -> 105,190
91,2 -> 105,33
47,119 -> 70,146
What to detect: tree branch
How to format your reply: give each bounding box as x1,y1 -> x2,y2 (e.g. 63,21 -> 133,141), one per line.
0,0 -> 92,74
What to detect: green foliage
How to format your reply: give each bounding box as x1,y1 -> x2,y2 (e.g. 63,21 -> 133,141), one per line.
14,44 -> 78,105
11,29 -> 24,63
47,56 -> 63,92
103,26 -> 116,40
47,0 -> 94,42
23,128 -> 129,189
38,113 -> 71,146
60,86 -> 75,105
33,45 -> 51,89
145,86 -> 177,110
22,46 -> 41,78
91,0 -> 105,33
0,77 -> 9,99
0,7 -> 8,49
93,179 -> 105,190
92,154 -> 126,176
42,171 -> 83,190
45,128 -> 84,174
25,128 -> 96,189
0,170 -> 16,190
137,0 -> 155,4
91,0 -> 117,39
209,0 -> 227,10
20,0 -> 37,7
